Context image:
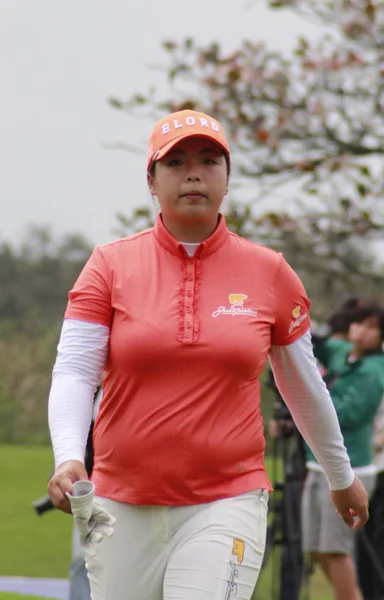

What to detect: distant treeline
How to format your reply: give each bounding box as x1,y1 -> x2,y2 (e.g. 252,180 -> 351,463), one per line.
0,227 -> 92,444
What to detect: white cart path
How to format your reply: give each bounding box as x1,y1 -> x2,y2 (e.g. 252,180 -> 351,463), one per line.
0,577 -> 68,599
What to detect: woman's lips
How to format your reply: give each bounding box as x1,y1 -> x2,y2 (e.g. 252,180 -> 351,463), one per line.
181,192 -> 206,198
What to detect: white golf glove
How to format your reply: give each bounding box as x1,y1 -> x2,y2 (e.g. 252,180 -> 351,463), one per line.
66,480 -> 115,557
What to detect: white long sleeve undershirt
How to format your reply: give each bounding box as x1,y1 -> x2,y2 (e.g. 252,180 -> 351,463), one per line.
268,332 -> 354,490
48,319 -> 109,468
48,320 -> 354,491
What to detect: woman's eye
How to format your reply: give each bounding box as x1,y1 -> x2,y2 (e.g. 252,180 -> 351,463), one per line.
167,159 -> 182,166
204,158 -> 217,165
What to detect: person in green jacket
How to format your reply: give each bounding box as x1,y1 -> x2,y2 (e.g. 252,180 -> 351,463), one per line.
301,301 -> 384,600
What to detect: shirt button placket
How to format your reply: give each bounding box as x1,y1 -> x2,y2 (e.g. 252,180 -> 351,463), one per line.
184,262 -> 195,344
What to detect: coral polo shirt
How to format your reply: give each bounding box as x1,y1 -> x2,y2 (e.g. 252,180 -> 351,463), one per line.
65,214 -> 310,505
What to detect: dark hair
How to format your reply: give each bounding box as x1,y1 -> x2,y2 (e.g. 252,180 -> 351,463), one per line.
327,297 -> 362,336
148,152 -> 231,177
327,311 -> 355,336
340,297 -> 361,312
351,302 -> 384,341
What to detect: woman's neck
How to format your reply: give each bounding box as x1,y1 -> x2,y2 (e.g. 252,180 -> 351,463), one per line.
161,214 -> 219,243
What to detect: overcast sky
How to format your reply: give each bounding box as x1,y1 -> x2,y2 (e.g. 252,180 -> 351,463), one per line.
0,0 -> 323,246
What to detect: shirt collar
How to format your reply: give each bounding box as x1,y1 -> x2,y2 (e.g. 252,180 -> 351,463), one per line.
153,213 -> 229,258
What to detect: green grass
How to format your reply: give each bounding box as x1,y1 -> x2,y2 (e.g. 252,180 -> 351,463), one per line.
0,445 -> 332,599
0,445 -> 72,578
254,551 -> 332,600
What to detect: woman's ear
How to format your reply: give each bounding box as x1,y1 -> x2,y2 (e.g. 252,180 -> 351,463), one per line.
147,172 -> 156,195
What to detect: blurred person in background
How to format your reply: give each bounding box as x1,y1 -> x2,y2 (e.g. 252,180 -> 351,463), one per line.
356,391 -> 384,600
302,301 -> 384,600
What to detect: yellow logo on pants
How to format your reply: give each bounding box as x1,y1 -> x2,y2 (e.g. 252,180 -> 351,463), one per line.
232,539 -> 245,564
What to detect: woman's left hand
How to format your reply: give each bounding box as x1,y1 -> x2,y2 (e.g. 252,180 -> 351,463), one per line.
330,476 -> 369,530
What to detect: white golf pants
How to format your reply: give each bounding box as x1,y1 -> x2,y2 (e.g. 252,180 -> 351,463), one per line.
83,489 -> 269,600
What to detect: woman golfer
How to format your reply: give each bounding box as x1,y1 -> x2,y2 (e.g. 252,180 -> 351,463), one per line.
48,109 -> 368,600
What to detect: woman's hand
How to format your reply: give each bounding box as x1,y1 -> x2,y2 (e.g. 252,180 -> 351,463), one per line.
330,476 -> 369,530
48,460 -> 89,514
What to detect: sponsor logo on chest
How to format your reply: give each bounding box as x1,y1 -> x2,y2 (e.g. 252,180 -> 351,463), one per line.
212,294 -> 258,318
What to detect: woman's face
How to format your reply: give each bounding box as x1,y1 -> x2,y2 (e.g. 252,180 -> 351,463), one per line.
348,316 -> 382,352
147,137 -> 228,226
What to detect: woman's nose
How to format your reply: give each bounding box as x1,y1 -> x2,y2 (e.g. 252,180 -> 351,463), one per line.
186,173 -> 201,182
